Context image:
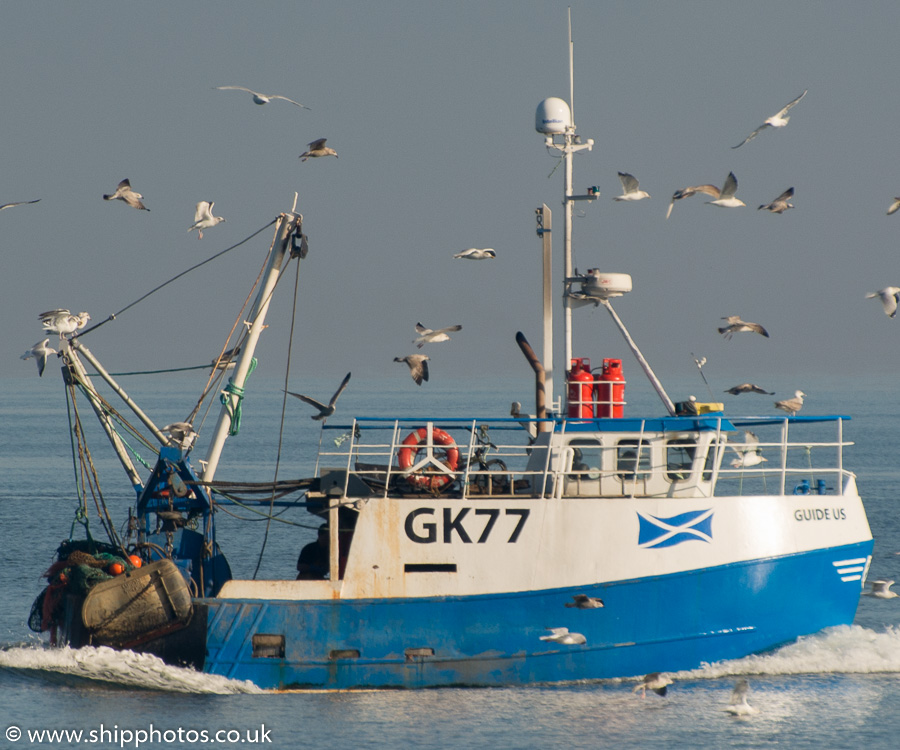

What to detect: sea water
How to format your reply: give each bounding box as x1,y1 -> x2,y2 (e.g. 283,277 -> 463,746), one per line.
2,373 -> 900,750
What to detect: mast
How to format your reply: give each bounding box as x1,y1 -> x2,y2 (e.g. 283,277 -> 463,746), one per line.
202,211 -> 301,482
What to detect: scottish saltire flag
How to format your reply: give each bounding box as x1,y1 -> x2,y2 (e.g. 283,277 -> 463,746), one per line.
637,509 -> 713,548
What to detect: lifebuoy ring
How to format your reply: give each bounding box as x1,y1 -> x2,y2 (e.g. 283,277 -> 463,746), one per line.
397,427 -> 459,490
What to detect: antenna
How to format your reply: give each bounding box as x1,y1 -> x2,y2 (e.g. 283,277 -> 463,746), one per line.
568,7 -> 575,125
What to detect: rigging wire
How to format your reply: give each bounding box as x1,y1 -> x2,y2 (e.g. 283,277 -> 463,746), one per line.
73,218 -> 278,340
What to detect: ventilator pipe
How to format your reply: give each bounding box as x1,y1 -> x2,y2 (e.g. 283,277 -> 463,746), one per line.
515,332 -> 549,431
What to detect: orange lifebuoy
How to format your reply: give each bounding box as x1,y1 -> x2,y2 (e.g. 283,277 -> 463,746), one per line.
398,427 -> 459,490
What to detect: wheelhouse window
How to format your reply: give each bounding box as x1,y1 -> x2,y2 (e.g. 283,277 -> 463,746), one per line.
616,439 -> 651,480
568,439 -> 602,480
666,436 -> 714,482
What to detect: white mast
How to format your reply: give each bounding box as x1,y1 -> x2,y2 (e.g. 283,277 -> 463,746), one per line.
202,212 -> 300,482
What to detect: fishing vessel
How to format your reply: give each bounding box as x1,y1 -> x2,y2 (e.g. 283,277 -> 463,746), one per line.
30,41 -> 873,692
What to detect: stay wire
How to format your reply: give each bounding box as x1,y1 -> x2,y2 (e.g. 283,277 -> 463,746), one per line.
73,218 -> 278,340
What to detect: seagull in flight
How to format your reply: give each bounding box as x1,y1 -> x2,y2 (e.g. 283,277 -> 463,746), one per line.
188,201 -> 225,239
888,198 -> 900,216
774,390 -> 806,416
724,679 -> 759,716
718,315 -> 769,339
394,355 -> 429,385
730,430 -> 768,469
614,172 -> 650,201
666,183 -> 720,219
539,627 -> 586,645
414,322 -> 462,348
103,179 -> 149,210
724,383 -> 774,395
758,187 -> 795,214
706,172 -> 745,208
453,248 -> 496,259
299,138 -> 338,161
21,338 -> 56,376
632,672 -> 672,698
564,594 -> 604,609
285,372 -> 352,421
215,85 -> 309,109
866,287 -> 900,317
863,579 -> 899,599
0,199 -> 40,211
732,89 -> 808,148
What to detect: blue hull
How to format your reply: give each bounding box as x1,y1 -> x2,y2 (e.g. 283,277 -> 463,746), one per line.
202,541 -> 872,689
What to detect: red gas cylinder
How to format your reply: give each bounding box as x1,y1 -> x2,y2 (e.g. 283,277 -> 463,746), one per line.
596,358 -> 625,418
567,358 -> 594,418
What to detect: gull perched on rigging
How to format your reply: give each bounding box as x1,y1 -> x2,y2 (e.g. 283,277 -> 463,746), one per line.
863,579 -> 899,599
0,198 -> 40,211
414,322 -> 462,348
866,287 -> 900,318
161,422 -> 197,449
103,179 -> 149,211
539,627 -> 586,645
614,172 -> 650,201
632,672 -> 673,698
758,187 -> 795,214
39,309 -> 91,336
724,383 -> 774,395
718,316 -> 769,340
706,172 -> 745,208
453,248 -> 496,260
775,390 -> 806,416
666,183 -> 720,219
20,338 -> 56,377
730,430 -> 768,469
299,138 -> 338,161
724,679 -> 759,716
188,201 -> 225,239
215,85 -> 308,109
394,355 -> 429,386
285,372 -> 352,422
732,90 -> 808,149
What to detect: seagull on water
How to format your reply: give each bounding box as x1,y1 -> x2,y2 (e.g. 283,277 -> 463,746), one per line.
863,579 -> 899,599
724,679 -> 759,716
215,85 -> 309,109
732,90 -> 808,149
774,390 -> 806,416
414,322 -> 462,348
21,338 -> 56,377
565,594 -> 604,609
730,430 -> 768,469
632,672 -> 672,698
103,179 -> 149,210
39,309 -> 91,336
888,198 -> 900,216
718,316 -> 769,340
724,383 -> 774,395
299,138 -> 338,161
706,172 -> 745,208
539,627 -> 586,645
866,287 -> 900,318
666,183 -> 720,219
758,187 -> 795,214
395,355 -> 429,385
285,372 -> 352,422
188,201 -> 225,239
0,199 -> 40,211
614,172 -> 650,201
453,248 -> 496,260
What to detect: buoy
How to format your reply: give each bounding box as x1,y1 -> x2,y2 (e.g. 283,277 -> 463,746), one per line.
109,562 -> 125,575
128,555 -> 143,568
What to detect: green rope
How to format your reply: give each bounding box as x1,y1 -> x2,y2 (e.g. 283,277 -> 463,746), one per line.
220,357 -> 257,435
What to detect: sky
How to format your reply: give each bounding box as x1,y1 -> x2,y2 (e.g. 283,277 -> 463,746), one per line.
5,1 -> 900,407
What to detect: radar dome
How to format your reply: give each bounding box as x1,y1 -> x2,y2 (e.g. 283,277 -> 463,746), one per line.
535,97 -> 571,134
